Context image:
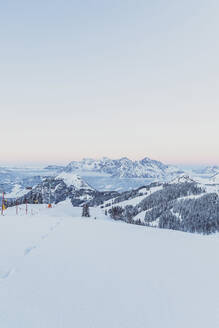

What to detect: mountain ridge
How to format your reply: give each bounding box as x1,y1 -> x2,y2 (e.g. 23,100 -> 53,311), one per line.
60,156 -> 184,179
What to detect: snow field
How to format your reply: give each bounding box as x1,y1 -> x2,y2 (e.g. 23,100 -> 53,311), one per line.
0,201 -> 219,328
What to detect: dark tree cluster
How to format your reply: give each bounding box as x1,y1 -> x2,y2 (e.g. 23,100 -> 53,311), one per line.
108,181 -> 219,235
108,206 -> 124,220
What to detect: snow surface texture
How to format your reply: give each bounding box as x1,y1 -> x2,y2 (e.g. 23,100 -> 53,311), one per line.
0,201 -> 219,328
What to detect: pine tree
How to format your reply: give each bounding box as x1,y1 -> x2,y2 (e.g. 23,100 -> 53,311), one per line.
82,204 -> 90,217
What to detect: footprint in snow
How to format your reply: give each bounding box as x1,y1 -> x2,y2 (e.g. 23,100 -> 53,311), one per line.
0,268 -> 14,280
41,234 -> 48,240
50,221 -> 62,231
24,246 -> 36,256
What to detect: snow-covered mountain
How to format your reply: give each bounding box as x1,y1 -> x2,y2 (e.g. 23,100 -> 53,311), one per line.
11,171 -> 219,235
55,172 -> 92,189
9,173 -> 119,207
102,175 -> 219,234
193,165 -> 219,175
64,157 -> 183,179
1,160 -> 218,196
0,166 -> 55,197
169,174 -> 197,184
3,170 -> 219,235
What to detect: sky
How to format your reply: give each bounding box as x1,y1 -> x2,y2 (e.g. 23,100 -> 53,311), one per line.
0,0 -> 218,166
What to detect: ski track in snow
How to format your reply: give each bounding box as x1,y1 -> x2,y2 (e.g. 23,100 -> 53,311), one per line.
0,268 -> 14,280
0,213 -> 63,281
24,219 -> 63,256
23,217 -> 63,259
0,201 -> 99,284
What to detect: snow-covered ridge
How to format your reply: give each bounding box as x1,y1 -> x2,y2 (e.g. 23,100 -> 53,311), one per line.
55,172 -> 93,190
169,174 -> 196,184
63,156 -> 184,179
193,165 -> 219,175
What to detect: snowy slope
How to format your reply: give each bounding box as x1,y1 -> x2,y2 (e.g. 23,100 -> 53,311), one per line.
102,185 -> 163,209
55,172 -> 93,189
102,177 -> 219,232
104,175 -> 218,212
0,203 -> 219,328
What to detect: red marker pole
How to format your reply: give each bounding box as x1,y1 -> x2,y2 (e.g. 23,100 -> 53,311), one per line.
48,179 -> 52,208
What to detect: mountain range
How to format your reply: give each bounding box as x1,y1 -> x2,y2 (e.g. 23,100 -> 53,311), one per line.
7,173 -> 119,207
6,172 -> 219,234
61,157 -> 184,179
193,166 -> 219,175
1,157 -> 219,198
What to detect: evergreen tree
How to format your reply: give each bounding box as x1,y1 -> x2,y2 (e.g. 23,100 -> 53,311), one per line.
82,204 -> 90,217
108,206 -> 124,220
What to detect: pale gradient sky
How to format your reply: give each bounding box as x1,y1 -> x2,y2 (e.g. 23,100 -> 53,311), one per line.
0,0 -> 218,166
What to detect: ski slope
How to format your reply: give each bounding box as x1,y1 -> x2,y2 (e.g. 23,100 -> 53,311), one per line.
0,201 -> 219,328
